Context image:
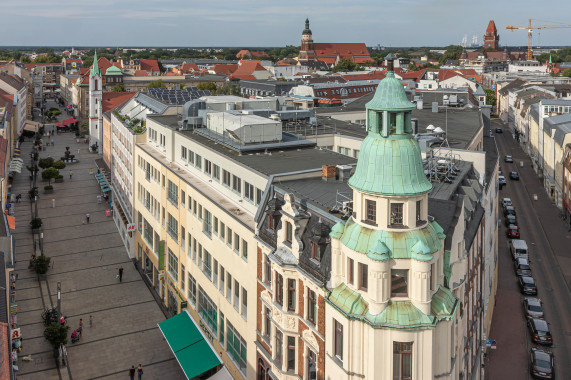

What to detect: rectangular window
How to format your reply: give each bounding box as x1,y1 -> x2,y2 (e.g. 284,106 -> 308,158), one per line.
193,200 -> 197,216
307,289 -> 316,324
180,264 -> 185,292
167,213 -> 178,241
241,239 -> 248,259
265,256 -> 272,285
220,222 -> 226,241
334,319 -> 343,360
286,222 -> 293,243
391,269 -> 409,297
189,150 -> 195,165
223,170 -> 231,187
219,312 -> 225,345
233,233 -> 240,253
181,190 -> 185,207
244,182 -> 254,202
264,307 -> 271,338
430,263 -> 435,291
276,273 -> 284,306
203,209 -> 212,236
287,279 -> 296,312
275,330 -> 283,367
287,336 -> 296,372
232,175 -> 241,193
188,273 -> 196,306
144,219 -> 153,247
198,287 -> 217,334
393,342 -> 412,380
188,195 -> 192,212
181,146 -> 187,161
359,263 -> 368,291
268,215 -> 275,231
167,180 -> 178,205
204,159 -> 212,176
226,273 -> 232,302
390,203 -> 404,225
234,280 -> 240,311
181,226 -> 186,248
348,258 -> 354,285
366,199 -> 376,224
203,250 -> 212,280
213,164 -> 220,181
311,242 -> 321,262
195,154 -> 202,170
168,249 -> 178,282
213,216 -> 219,235
213,258 -> 219,286
227,227 -> 233,247
226,323 -> 247,374
220,266 -> 225,294
241,288 -> 247,320
256,188 -> 263,205
416,200 -> 422,223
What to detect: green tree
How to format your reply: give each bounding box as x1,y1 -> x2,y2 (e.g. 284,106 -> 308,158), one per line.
563,68 -> 571,78
20,55 -> 31,63
44,323 -> 69,348
41,168 -> 60,185
147,79 -> 166,89
82,57 -> 94,68
111,84 -> 125,92
197,82 -> 218,93
38,157 -> 55,169
485,88 -> 496,106
332,58 -> 361,73
439,45 -> 463,65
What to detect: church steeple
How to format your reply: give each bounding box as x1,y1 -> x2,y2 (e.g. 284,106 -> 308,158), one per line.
90,50 -> 100,78
303,18 -> 312,36
299,18 -> 316,62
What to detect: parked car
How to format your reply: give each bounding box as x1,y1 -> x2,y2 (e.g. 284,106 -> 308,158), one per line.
510,171 -> 520,180
527,318 -> 553,346
505,214 -> 518,227
505,155 -> 514,163
499,176 -> 506,187
515,257 -> 532,277
519,276 -> 538,295
502,197 -> 512,208
495,128 -> 503,133
504,206 -> 517,216
523,298 -> 544,319
529,347 -> 554,379
507,224 -> 521,239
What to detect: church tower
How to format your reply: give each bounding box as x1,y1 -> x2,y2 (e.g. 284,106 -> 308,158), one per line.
484,20 -> 499,50
325,55 -> 458,380
298,18 -> 316,62
89,51 -> 103,154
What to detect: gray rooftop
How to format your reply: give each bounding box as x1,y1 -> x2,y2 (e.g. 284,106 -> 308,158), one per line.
130,92 -> 170,114
148,114 -> 356,177
540,99 -> 571,106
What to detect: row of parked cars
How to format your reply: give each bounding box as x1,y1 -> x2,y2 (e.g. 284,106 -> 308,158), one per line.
502,197 -> 555,379
499,157 -> 520,188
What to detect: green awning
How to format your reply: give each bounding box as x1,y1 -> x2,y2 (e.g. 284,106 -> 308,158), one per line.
158,311 -> 222,379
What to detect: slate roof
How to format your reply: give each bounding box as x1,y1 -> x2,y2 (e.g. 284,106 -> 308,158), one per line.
498,79 -> 525,95
0,72 -> 25,91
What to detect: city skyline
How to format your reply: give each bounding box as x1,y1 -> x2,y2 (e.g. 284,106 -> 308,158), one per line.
1,0 -> 571,47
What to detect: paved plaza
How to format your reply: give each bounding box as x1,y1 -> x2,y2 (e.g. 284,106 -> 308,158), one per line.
11,108 -> 184,379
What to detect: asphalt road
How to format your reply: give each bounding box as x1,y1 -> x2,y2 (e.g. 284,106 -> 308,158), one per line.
486,119 -> 571,380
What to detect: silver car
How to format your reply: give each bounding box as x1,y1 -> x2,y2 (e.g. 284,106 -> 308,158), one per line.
523,298 -> 544,319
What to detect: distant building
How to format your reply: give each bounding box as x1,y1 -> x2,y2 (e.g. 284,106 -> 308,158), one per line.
297,19 -> 372,68
484,20 -> 499,50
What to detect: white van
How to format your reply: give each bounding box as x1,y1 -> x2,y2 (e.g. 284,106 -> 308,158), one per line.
510,239 -> 528,260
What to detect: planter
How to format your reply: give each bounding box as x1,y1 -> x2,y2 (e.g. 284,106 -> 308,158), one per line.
55,178 -> 64,183
44,189 -> 53,194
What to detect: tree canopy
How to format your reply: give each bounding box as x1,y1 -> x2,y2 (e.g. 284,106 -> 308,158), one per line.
485,88 -> 496,107
147,79 -> 166,89
332,58 -> 362,73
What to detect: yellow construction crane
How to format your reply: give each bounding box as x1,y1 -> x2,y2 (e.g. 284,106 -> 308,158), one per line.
506,19 -> 571,60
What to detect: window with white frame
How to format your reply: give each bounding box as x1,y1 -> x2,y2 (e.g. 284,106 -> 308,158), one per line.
232,175 -> 241,194
213,164 -> 220,181
167,180 -> 178,205
188,273 -> 196,305
226,322 -> 246,374
181,146 -> 187,161
203,209 -> 212,236
198,286 -> 217,334
234,280 -> 240,311
167,213 -> 178,241
203,249 -> 212,280
168,249 -> 178,282
244,182 -> 254,202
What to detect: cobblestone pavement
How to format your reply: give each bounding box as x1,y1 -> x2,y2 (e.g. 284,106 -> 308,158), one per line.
12,103 -> 185,380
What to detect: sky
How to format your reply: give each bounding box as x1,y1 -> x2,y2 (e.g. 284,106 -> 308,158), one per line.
1,0 -> 571,48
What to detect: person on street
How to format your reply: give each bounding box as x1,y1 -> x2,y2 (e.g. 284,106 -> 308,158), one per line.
89,315 -> 93,328
129,366 -> 135,380
86,213 -> 90,223
69,170 -> 73,179
137,364 -> 143,379
78,319 -> 83,337
51,138 -> 54,146
118,266 -> 124,282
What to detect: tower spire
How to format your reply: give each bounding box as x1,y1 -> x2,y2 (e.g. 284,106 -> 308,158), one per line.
90,50 -> 100,78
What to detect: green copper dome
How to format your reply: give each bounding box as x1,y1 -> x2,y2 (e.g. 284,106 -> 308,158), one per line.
105,65 -> 122,76
366,71 -> 415,111
348,66 -> 432,196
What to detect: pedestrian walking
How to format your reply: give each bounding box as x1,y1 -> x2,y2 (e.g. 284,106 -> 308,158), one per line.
89,315 -> 93,328
15,194 -> 21,203
118,266 -> 124,282
86,213 -> 90,223
129,365 -> 135,380
78,318 -> 83,337
137,364 -> 143,380
51,138 -> 54,146
77,148 -> 80,154
69,170 -> 73,179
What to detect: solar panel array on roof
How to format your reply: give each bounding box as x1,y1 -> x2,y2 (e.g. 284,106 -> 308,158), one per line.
147,88 -> 211,105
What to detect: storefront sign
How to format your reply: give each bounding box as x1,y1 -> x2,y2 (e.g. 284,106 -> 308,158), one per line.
10,304 -> 17,314
199,320 -> 214,342
11,328 -> 21,340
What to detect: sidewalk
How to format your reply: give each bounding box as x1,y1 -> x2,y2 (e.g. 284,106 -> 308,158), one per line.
11,122 -> 184,379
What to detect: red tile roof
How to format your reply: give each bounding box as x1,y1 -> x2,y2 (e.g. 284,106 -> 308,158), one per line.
209,64 -> 238,75
0,89 -> 14,116
180,62 -> 199,73
341,71 -> 386,82
140,59 -> 160,73
313,43 -> 372,66
65,59 -> 82,64
134,70 -> 150,77
236,50 -> 269,59
231,60 -> 268,79
486,20 -> 497,33
399,69 -> 426,81
101,92 -> 136,113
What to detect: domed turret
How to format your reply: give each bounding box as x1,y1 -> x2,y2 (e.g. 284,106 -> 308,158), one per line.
303,18 -> 312,36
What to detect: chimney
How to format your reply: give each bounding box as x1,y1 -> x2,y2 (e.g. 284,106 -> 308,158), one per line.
322,165 -> 336,181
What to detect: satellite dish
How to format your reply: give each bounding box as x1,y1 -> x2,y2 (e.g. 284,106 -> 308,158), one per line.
443,95 -> 449,100
426,124 -> 436,131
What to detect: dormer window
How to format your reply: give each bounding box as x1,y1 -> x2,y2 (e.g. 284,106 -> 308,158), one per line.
311,242 -> 321,262
390,203 -> 404,226
268,215 -> 275,231
286,222 -> 293,243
